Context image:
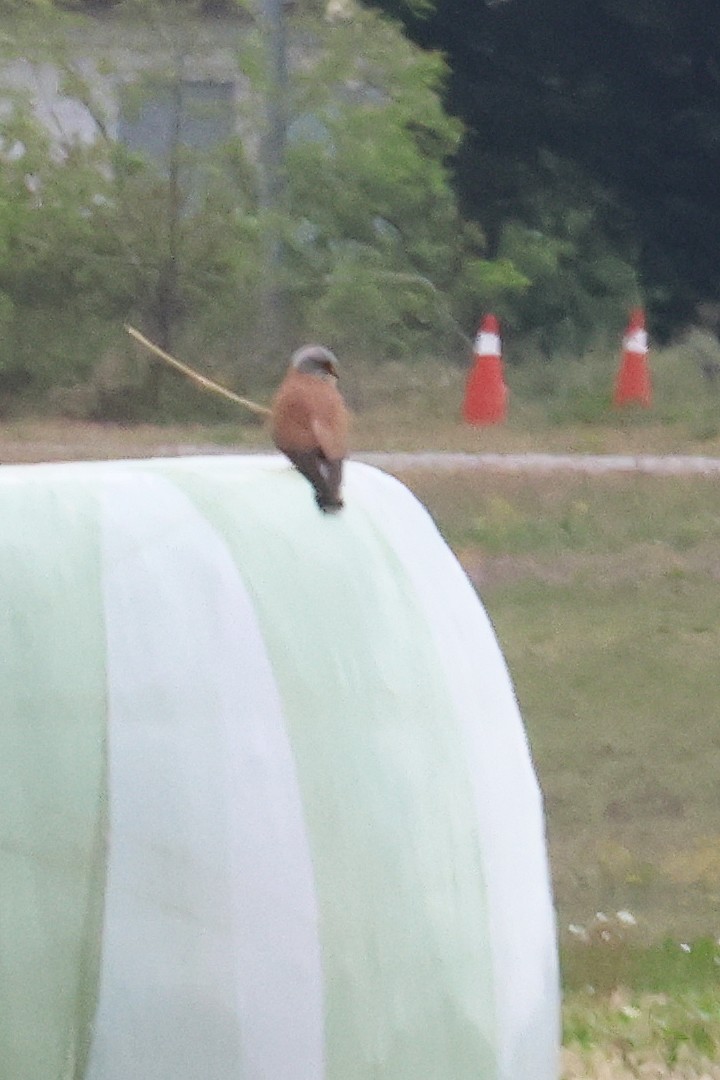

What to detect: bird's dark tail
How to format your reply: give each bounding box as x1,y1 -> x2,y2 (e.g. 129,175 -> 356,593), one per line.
285,450 -> 344,512
317,459 -> 343,512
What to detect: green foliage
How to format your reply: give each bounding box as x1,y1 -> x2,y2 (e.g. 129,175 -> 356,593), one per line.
0,103 -> 120,386
276,6 -> 525,357
492,154 -> 641,358
305,252 -> 421,360
10,0 -> 720,353
0,71 -> 265,408
365,0 -> 720,340
1,1 -> 672,410
0,3 -> 533,412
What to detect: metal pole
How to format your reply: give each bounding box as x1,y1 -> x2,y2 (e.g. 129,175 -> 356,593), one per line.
260,0 -> 288,358
264,0 -> 288,210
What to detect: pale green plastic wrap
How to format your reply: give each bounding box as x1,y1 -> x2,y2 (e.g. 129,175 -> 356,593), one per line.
0,456 -> 559,1080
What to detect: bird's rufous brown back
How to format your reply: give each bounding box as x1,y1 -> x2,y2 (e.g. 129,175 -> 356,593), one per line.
271,370 -> 348,461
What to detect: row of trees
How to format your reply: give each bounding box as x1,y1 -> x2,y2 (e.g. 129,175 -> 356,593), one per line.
0,0 -> 649,416
367,0 -> 720,341
0,4 -> 508,413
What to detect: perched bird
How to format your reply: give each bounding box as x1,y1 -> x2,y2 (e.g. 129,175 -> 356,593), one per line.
271,345 -> 349,512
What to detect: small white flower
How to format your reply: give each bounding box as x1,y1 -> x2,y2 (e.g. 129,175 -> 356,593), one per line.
621,1005 -> 641,1019
595,911 -> 609,922
616,910 -> 636,926
568,924 -> 587,939
325,0 -> 355,20
680,942 -> 691,953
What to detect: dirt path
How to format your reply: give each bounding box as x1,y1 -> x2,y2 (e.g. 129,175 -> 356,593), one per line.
358,451 -> 720,475
3,427 -> 720,476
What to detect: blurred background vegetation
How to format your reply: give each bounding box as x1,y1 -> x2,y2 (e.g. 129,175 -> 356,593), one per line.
3,0 -> 719,426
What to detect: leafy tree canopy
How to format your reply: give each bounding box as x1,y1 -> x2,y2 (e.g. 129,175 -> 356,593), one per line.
0,0 -> 531,412
363,0 -> 720,338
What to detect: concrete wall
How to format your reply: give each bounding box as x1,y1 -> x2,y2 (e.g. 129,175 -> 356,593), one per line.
0,16 -> 254,151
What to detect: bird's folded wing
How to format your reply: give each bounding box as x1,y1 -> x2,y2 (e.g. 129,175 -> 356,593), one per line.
311,416 -> 346,461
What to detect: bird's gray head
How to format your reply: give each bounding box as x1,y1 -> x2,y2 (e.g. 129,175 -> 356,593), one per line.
290,344 -> 339,381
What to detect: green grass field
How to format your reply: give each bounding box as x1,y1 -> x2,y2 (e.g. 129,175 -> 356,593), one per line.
398,470 -> 720,945
392,469 -> 720,1077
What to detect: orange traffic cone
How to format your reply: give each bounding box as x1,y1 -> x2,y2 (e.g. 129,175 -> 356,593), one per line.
462,315 -> 508,425
614,308 -> 651,407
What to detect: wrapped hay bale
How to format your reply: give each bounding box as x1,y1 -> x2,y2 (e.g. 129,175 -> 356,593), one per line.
0,455 -> 558,1080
